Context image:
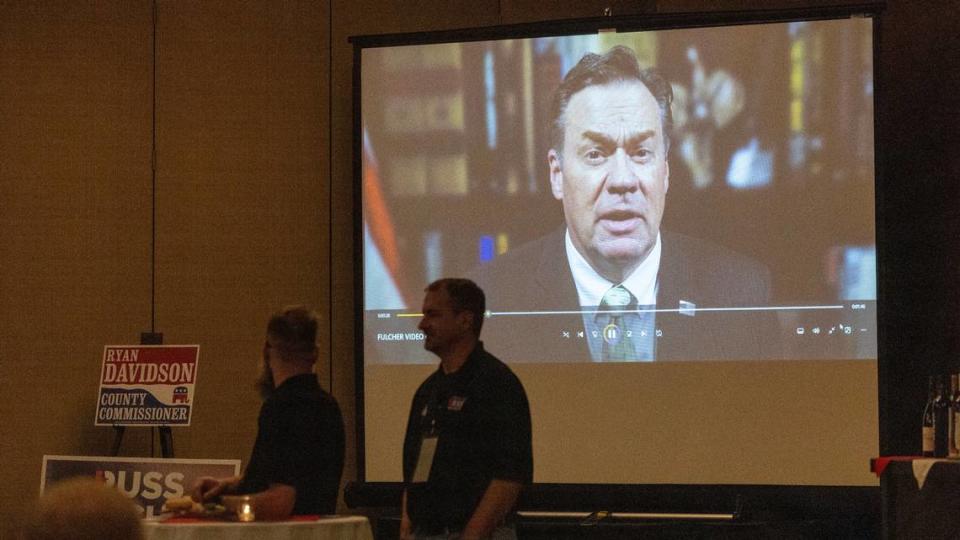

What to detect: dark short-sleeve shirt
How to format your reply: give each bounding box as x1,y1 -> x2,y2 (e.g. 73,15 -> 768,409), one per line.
237,373 -> 345,515
403,342 -> 533,531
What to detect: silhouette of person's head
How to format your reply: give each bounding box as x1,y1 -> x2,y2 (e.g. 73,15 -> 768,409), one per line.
22,477 -> 144,540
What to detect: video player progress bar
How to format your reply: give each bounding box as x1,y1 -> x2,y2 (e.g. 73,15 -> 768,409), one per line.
395,304 -> 845,317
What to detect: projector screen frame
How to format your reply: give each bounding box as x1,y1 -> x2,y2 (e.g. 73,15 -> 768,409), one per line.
350,1 -> 885,500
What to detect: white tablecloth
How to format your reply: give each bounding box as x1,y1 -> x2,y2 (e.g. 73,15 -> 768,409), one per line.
142,515 -> 373,540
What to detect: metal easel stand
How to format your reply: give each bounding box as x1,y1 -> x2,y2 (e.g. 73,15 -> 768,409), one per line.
110,426 -> 174,458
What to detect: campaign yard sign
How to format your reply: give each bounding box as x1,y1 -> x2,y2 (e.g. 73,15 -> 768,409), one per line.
41,455 -> 240,518
95,345 -> 200,426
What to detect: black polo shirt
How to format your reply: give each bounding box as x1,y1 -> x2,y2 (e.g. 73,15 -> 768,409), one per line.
403,342 -> 533,532
237,373 -> 345,515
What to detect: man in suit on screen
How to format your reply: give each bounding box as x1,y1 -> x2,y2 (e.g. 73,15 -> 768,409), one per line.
471,45 -> 777,362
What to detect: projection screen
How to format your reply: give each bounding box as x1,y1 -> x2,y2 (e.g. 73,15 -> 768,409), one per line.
358,15 -> 878,486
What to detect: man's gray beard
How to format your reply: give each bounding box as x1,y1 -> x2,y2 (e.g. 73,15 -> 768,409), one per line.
255,360 -> 274,400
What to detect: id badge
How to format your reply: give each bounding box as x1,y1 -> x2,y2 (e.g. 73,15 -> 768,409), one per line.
411,435 -> 438,483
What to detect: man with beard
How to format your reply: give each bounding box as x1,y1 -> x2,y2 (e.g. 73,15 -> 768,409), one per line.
400,279 -> 532,540
191,306 -> 345,518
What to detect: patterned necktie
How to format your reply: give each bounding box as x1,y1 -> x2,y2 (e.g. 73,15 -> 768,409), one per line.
597,285 -> 637,361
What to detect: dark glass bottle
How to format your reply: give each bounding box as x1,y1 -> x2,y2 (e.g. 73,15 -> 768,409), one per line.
934,376 -> 951,457
951,374 -> 960,458
922,375 -> 936,457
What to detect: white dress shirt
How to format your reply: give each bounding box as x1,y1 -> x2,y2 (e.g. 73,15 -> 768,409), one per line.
564,230 -> 661,361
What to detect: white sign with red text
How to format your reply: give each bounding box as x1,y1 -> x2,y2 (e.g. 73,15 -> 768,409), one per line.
95,345 -> 200,426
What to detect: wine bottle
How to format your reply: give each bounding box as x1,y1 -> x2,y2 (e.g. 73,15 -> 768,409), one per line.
922,375 -> 936,457
934,375 -> 951,458
951,373 -> 960,458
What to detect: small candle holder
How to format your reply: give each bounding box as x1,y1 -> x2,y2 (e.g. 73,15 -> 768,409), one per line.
237,500 -> 255,522
223,495 -> 255,522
